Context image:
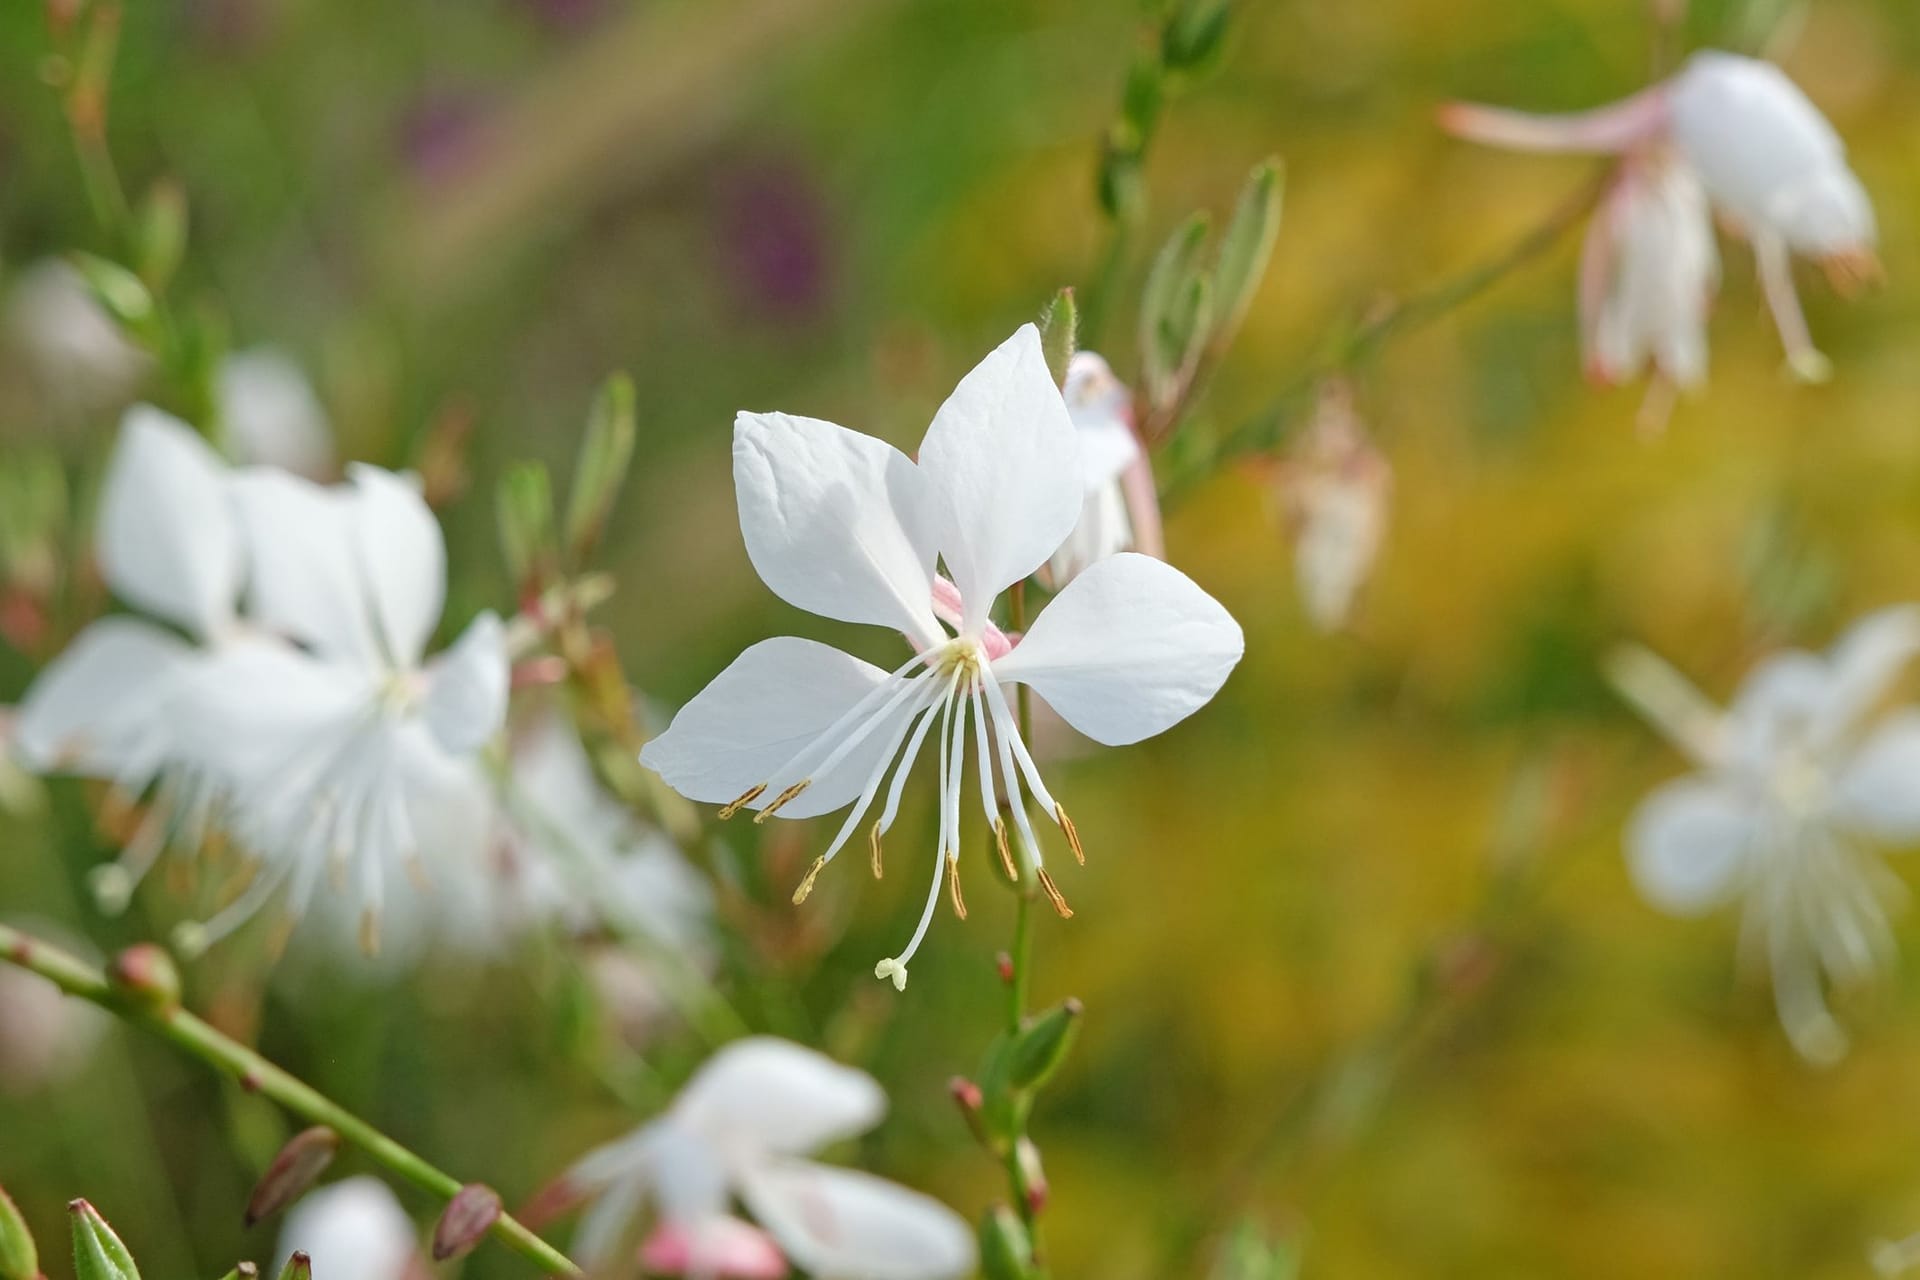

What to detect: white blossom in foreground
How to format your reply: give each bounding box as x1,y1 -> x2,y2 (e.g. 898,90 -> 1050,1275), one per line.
218,348 -> 335,478
1042,352 -> 1163,588
641,325 -> 1243,989
556,1037 -> 974,1279
277,1177 -> 425,1280
1442,50 -> 1875,383
1271,383 -> 1390,632
1610,607 -> 1920,1063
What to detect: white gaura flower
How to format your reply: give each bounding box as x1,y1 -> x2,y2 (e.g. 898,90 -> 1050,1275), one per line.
277,1177 -> 426,1280
1610,606 -> 1920,1063
218,348 -> 334,478
1270,383 -> 1390,633
1041,352 -> 1163,588
640,326 -> 1243,989
556,1037 -> 975,1280
1441,49 -> 1876,383
174,463 -> 507,956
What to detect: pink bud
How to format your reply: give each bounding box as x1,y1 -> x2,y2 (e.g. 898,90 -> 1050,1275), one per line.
244,1127 -> 340,1227
432,1184 -> 501,1262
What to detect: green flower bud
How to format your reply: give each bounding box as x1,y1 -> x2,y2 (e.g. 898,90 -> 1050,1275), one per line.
0,1186 -> 37,1280
69,1199 -> 139,1280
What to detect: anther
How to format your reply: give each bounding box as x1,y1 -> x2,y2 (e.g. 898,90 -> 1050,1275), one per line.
1036,867 -> 1074,919
1054,804 -> 1085,866
754,779 -> 812,824
718,783 -> 768,820
870,822 -> 885,879
992,817 -> 1017,881
874,957 -> 909,991
946,851 -> 968,920
791,855 -> 828,905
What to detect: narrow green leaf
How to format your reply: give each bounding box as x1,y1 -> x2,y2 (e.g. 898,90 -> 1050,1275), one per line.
564,372 -> 637,560
1212,158 -> 1284,347
496,462 -> 556,590
1139,213 -> 1211,404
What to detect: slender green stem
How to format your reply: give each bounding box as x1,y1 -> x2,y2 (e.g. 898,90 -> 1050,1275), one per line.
0,923 -> 581,1277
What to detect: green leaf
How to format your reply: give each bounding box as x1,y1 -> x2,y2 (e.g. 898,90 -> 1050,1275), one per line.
977,1205 -> 1037,1280
69,254 -> 154,338
1212,158 -> 1284,347
496,462 -> 556,590
1007,998 -> 1083,1091
69,1199 -> 140,1280
564,373 -> 637,560
1037,288 -> 1078,385
0,1186 -> 37,1280
1139,213 -> 1211,406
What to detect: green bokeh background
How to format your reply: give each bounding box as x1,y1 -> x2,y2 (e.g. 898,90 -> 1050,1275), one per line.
6,1 -> 1920,1276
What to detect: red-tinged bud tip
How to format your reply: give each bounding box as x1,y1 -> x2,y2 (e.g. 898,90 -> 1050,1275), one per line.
244,1127 -> 341,1227
107,943 -> 181,1010
433,1185 -> 502,1262
283,1250 -> 312,1279
1017,1137 -> 1049,1217
948,1076 -> 983,1112
995,952 -> 1014,984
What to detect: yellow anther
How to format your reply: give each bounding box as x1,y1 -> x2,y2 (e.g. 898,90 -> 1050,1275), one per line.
1054,804 -> 1084,866
754,779 -> 813,824
1036,867 -> 1074,919
718,782 -> 768,820
947,851 -> 968,920
870,822 -> 885,879
992,817 -> 1017,882
791,855 -> 828,905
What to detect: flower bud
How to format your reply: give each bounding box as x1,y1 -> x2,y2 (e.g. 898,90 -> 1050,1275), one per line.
1037,288 -> 1078,386
133,180 -> 187,293
273,1253 -> 310,1280
977,1205 -> 1036,1280
67,255 -> 153,339
949,1075 -> 989,1146
244,1127 -> 341,1227
69,1199 -> 139,1280
1015,1138 -> 1048,1217
431,1184 -> 500,1262
1161,0 -> 1231,72
564,373 -> 636,561
1213,158 -> 1283,345
106,944 -> 180,1012
0,1185 -> 37,1280
1007,998 -> 1083,1092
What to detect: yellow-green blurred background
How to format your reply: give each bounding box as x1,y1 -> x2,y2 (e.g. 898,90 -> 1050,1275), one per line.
7,1 -> 1920,1276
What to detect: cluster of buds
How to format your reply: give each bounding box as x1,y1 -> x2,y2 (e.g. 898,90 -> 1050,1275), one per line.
0,1191 -> 314,1280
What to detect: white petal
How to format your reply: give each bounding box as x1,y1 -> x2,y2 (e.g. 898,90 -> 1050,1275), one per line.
1817,605 -> 1920,742
348,464 -> 446,667
739,1159 -> 975,1280
217,349 -> 333,477
1836,711 -> 1920,844
1625,776 -> 1759,914
97,406 -> 241,637
639,638 -> 915,820
275,1177 -> 420,1280
13,617 -> 195,778
232,469 -> 379,664
916,325 -> 1082,633
420,612 -> 507,755
676,1037 -> 884,1156
734,412 -> 942,646
1724,650 -> 1828,771
993,553 -> 1243,746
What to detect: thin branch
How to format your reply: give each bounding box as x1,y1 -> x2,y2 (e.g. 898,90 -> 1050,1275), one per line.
0,923 -> 581,1277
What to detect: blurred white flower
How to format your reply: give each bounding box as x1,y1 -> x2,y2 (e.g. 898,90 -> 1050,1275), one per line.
2,259 -> 149,415
1271,384 -> 1390,633
558,1037 -> 974,1279
1611,606 -> 1920,1063
640,325 -> 1243,988
1041,352 -> 1163,588
277,1177 -> 424,1280
1442,49 -> 1875,383
218,348 -> 334,478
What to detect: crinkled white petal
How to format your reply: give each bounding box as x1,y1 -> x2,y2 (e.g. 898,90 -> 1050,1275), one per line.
421,611 -> 507,755
640,638 -> 917,820
232,468 -> 380,664
734,412 -> 942,647
993,552 -> 1243,746
915,325 -> 1082,634
98,406 -> 242,638
1835,711 -> 1920,844
13,616 -> 197,779
676,1037 -> 885,1156
739,1158 -> 976,1280
1625,775 -> 1759,914
347,464 -> 447,669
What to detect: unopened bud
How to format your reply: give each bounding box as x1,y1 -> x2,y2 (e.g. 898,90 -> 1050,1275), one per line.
133,179 -> 188,292
273,1252 -> 310,1280
977,1204 -> 1036,1280
949,1075 -> 988,1145
213,1265 -> 259,1280
1161,0 -> 1231,71
564,373 -> 637,561
0,1186 -> 37,1280
244,1127 -> 340,1227
432,1184 -> 501,1262
69,1199 -> 139,1280
995,952 -> 1014,984
107,944 -> 180,1011
1015,1138 -> 1048,1217
1007,998 -> 1083,1092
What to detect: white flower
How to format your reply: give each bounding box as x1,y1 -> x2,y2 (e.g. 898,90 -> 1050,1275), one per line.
1271,383 -> 1390,633
559,1037 -> 975,1279
218,348 -> 334,478
2,259 -> 149,415
1441,49 -> 1875,383
1611,607 -> 1920,1063
640,326 -> 1243,988
277,1177 -> 423,1280
1042,352 -> 1163,588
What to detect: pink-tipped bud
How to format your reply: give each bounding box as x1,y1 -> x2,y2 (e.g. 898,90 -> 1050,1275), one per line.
432,1185 -> 501,1262
994,952 -> 1014,985
106,944 -> 180,1012
244,1127 -> 340,1227
1016,1138 -> 1048,1217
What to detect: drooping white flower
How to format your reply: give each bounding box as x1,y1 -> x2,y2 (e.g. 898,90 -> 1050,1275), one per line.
556,1037 -> 975,1280
640,326 -> 1243,988
1610,606 -> 1920,1063
1270,383 -> 1390,633
1441,49 -> 1876,383
218,348 -> 334,478
1041,352 -> 1163,588
277,1177 -> 425,1280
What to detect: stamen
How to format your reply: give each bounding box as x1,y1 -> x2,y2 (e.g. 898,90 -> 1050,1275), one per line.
1036,867 -> 1074,919
993,817 -> 1017,882
979,669 -> 1047,867
870,822 -> 885,879
791,855 -> 828,905
946,851 -> 968,920
1054,804 -> 1085,866
718,782 -> 767,820
753,779 -> 813,824
812,682 -> 943,872
874,957 -> 909,991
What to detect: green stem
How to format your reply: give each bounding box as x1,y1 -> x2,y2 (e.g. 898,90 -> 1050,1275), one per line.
1000,580 -> 1049,1265
0,923 -> 581,1277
